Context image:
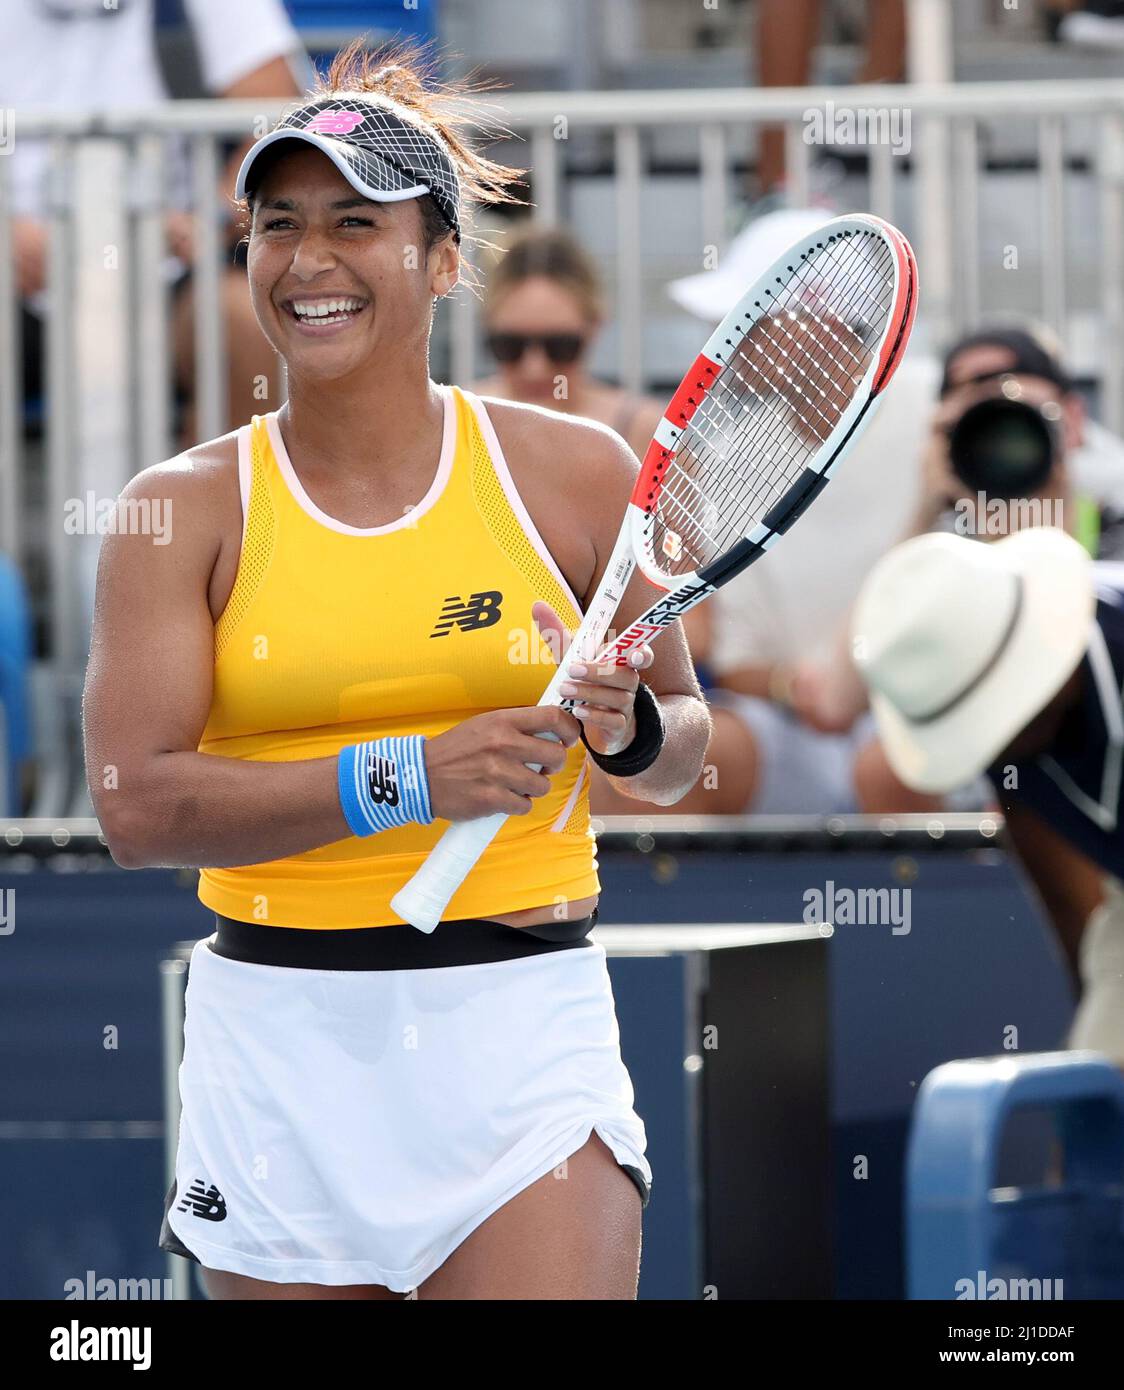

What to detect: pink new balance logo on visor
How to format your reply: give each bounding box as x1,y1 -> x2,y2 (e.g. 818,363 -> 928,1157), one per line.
304,110 -> 365,135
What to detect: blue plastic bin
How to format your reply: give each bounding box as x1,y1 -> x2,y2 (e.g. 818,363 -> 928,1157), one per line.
907,1052 -> 1124,1300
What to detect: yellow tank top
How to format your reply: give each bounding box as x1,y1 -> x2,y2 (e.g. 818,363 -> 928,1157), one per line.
197,385 -> 599,928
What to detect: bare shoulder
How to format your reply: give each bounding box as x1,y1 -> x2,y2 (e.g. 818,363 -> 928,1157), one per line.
117,431 -> 241,553
473,396 -> 642,607
478,396 -> 639,502
123,430 -> 239,508
105,432 -> 243,620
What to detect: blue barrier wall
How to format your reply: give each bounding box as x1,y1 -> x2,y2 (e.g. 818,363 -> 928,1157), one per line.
598,841 -> 1074,1295
0,830 -> 1073,1299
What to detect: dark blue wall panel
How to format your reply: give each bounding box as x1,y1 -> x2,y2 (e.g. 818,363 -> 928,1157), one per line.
0,846 -> 1075,1299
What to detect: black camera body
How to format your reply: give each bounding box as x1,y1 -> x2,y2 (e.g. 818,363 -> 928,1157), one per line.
947,395 -> 1062,500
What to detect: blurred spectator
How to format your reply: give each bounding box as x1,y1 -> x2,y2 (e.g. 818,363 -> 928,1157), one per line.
851,528 -> 1119,1056
5,0 -> 306,441
593,207 -> 935,817
1052,0 -> 1124,48
474,225 -> 665,461
756,0 -> 907,197
0,556 -> 32,817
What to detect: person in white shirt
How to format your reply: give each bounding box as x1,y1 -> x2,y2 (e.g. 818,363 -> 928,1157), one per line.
6,0 -> 306,438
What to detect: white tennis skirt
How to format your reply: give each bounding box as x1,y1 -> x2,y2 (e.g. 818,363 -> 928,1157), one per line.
160,934 -> 651,1292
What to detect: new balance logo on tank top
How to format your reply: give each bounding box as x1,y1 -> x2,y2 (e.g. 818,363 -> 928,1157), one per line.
197,386 -> 598,928
429,591 -> 504,637
988,564 -> 1124,877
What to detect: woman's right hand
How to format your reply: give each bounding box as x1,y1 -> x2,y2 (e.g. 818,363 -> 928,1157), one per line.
423,706 -> 582,822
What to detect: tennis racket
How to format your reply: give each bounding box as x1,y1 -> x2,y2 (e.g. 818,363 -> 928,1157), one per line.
393,212 -> 918,931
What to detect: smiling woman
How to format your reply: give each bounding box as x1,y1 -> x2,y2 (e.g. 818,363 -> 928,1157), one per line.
83,39 -> 710,1303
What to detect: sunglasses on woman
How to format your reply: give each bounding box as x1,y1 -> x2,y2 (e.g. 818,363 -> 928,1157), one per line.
486,332 -> 586,366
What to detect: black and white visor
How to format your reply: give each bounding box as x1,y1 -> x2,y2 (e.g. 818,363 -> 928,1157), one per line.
235,97 -> 462,239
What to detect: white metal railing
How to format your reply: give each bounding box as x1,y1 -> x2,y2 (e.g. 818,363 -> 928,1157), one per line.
3,81 -> 1124,813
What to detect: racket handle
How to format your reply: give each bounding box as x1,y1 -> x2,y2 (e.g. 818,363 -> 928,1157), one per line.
391,728 -> 560,933
390,812 -> 509,933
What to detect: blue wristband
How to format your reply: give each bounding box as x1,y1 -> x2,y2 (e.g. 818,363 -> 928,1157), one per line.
338,735 -> 434,837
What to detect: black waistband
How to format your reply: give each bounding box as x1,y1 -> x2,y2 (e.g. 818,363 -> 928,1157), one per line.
209,910 -> 598,970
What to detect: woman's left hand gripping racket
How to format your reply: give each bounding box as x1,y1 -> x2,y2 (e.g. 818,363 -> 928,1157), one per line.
393,213 -> 918,931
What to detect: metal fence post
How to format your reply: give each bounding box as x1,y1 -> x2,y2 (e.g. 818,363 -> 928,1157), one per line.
0,148 -> 20,564
614,123 -> 643,395
132,134 -> 173,476
1098,112 -> 1124,435
160,955 -> 190,1300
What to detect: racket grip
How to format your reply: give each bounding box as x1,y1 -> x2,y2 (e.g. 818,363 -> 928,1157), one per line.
390,814 -> 507,933
392,728 -> 561,932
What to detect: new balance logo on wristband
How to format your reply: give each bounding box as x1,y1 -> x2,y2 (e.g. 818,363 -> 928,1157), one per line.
366,751 -> 400,808
430,590 -> 503,637
177,1179 -> 227,1223
338,735 -> 433,835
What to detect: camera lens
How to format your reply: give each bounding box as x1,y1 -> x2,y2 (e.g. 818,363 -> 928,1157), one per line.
947,397 -> 1056,498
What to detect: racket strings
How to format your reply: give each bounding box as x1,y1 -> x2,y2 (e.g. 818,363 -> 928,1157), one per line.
710,232 -> 894,488
700,234 -> 890,471
648,230 -> 896,577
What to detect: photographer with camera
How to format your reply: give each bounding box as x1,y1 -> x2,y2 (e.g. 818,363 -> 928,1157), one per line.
906,325 -> 1119,555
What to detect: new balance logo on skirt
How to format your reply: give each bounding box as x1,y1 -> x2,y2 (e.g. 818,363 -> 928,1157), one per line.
177,1179 -> 227,1222
430,590 -> 503,637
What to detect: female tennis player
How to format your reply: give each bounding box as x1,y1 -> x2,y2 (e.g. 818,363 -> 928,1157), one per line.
83,43 -> 709,1301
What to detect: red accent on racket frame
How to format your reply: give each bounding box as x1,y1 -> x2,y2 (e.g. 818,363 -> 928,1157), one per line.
634,438 -> 676,512
663,352 -> 722,430
633,352 -> 722,512
867,218 -> 919,394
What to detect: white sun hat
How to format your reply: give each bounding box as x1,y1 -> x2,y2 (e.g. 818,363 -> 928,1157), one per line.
851,528 -> 1096,794
667,207 -> 837,323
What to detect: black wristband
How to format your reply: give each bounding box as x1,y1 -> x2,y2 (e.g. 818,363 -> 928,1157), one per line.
580,679 -> 665,778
